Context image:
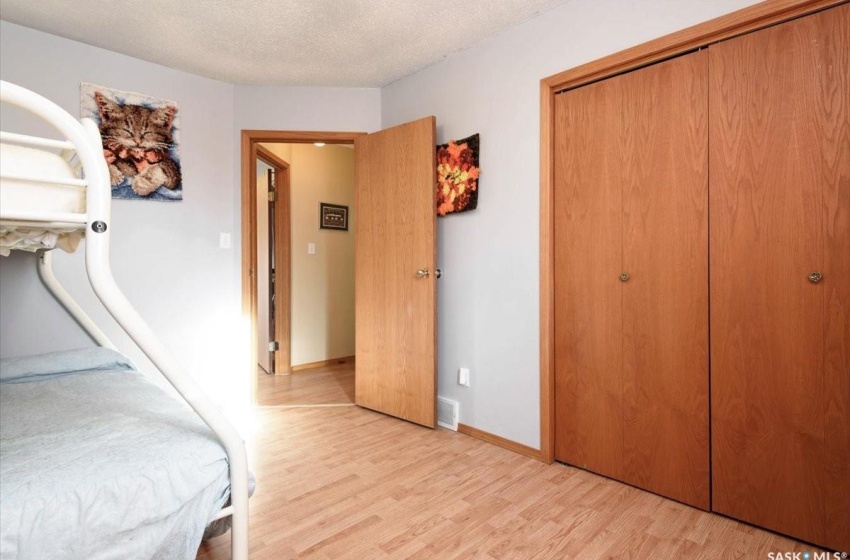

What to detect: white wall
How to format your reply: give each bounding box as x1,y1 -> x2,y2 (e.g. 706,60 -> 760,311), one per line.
0,22 -> 241,404
0,23 -> 382,410
235,86 -> 381,132
1,1 -> 766,444
381,0 -> 762,448
231,85 -> 381,325
287,144 -> 356,367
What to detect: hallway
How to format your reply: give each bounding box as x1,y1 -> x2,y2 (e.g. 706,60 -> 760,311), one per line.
257,361 -> 355,406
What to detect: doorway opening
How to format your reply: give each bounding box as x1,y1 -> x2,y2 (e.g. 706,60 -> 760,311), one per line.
241,131 -> 364,407
254,146 -> 290,377
241,118 -> 438,427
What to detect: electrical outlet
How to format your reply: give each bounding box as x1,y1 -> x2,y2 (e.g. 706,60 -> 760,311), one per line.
458,368 -> 470,387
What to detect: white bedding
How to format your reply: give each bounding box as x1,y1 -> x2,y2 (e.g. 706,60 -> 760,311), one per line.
0,348 -> 242,560
0,142 -> 86,256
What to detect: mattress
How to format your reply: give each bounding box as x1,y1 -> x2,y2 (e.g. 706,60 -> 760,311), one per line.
0,348 -> 238,560
0,142 -> 86,256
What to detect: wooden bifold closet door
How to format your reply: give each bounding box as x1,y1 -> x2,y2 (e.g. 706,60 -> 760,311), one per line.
553,50 -> 710,510
709,4 -> 850,551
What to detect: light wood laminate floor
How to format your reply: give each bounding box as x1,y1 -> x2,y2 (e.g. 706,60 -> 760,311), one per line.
257,361 -> 354,406
197,405 -> 818,559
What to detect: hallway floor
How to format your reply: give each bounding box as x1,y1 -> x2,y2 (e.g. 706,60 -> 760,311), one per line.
257,361 -> 355,406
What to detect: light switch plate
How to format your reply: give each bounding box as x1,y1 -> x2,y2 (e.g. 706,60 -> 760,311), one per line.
308,243 -> 316,255
458,368 -> 470,387
219,232 -> 231,249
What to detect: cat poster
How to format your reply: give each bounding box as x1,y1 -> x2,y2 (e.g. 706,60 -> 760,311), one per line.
81,83 -> 182,201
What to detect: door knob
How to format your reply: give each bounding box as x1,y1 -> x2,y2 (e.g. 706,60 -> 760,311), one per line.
619,272 -> 630,282
808,271 -> 823,284
416,268 -> 430,279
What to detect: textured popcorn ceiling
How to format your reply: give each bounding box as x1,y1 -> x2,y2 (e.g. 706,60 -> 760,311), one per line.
0,0 -> 571,86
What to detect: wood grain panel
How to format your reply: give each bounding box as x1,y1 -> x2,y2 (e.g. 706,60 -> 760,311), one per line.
555,53 -> 710,508
241,130 -> 365,144
242,136 -> 260,403
822,10 -> 850,541
542,0 -> 845,93
291,355 -> 354,373
710,4 -> 850,550
620,52 -> 710,510
457,424 -> 544,461
541,0 -> 849,486
553,77 -> 625,480
540,84 -> 556,464
257,361 -> 354,406
256,145 -> 292,375
354,117 -> 437,428
197,406 -> 822,560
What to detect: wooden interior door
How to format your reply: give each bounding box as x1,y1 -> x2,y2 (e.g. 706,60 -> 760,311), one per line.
554,74 -> 625,480
554,51 -> 710,509
354,116 -> 437,428
620,51 -> 709,510
710,5 -> 850,551
267,168 -> 277,373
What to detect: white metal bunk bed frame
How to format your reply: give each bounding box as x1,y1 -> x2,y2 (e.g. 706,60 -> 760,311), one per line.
0,80 -> 249,560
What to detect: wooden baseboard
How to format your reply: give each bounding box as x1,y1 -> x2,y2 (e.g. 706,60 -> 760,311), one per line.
457,423 -> 545,462
291,355 -> 355,372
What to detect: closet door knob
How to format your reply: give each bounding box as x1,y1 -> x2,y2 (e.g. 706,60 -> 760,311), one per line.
416,268 -> 430,279
619,272 -> 630,282
808,271 -> 823,284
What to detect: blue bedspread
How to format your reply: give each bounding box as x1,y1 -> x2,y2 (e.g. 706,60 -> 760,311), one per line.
0,348 -> 234,560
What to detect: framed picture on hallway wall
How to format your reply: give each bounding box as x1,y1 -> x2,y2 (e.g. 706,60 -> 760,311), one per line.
320,203 -> 348,231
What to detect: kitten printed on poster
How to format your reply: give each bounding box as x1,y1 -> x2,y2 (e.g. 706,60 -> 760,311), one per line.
81,83 -> 182,201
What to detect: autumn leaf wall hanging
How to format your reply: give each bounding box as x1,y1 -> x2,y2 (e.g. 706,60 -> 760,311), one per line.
436,133 -> 479,216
